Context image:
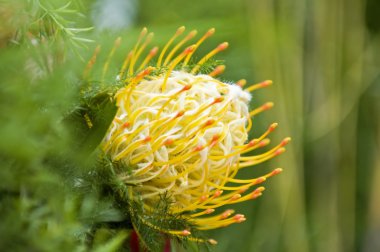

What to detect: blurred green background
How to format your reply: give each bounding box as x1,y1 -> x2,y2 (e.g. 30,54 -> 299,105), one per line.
1,0 -> 380,251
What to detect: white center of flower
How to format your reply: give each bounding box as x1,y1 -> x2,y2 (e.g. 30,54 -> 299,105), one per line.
103,71 -> 251,208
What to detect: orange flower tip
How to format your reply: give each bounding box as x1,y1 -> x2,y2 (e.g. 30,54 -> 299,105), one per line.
217,42 -> 229,51
275,147 -> 286,156
204,119 -> 216,126
221,209 -> 234,219
236,79 -> 247,87
143,136 -> 152,142
175,110 -> 186,118
213,97 -> 224,104
215,65 -> 226,71
181,230 -> 191,236
187,30 -> 198,38
184,45 -> 196,54
210,65 -> 226,76
122,122 -> 130,128
247,139 -> 259,148
272,168 -> 283,175
205,208 -> 215,214
281,137 -> 292,146
137,67 -> 154,78
208,239 -> 218,245
251,192 -> 263,199
234,214 -> 245,222
237,217 -> 247,223
176,26 -> 186,35
200,195 -> 209,202
207,28 -> 216,36
211,134 -> 220,142
220,214 -> 228,220
238,186 -> 249,193
193,145 -> 205,152
269,122 -> 279,131
149,46 -> 159,55
263,102 -> 274,110
261,80 -> 273,87
214,190 -> 223,197
163,138 -> 174,146
256,186 -> 265,193
259,138 -> 270,147
114,37 -> 122,46
255,176 -> 267,184
251,188 -> 264,199
137,28 -> 148,40
181,84 -> 192,91
231,194 -> 241,201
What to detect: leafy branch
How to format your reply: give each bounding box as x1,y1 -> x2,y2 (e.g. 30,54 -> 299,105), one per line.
33,0 -> 94,46
1,0 -> 93,55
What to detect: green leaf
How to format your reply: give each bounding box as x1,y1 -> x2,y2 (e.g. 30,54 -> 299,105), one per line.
93,230 -> 129,252
72,36 -> 95,43
67,27 -> 94,33
64,90 -> 117,157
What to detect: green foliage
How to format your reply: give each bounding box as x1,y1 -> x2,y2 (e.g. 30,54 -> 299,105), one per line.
28,0 -> 91,40
0,1 -> 126,251
65,88 -> 117,157
0,0 -> 93,58
0,45 -> 86,251
127,193 -> 209,252
0,49 -> 133,252
0,2 -> 220,249
92,230 -> 130,252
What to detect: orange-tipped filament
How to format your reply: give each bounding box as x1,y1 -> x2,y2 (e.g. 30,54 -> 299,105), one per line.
183,28 -> 215,67
236,79 -> 247,87
163,30 -> 197,66
102,37 -> 122,83
157,26 -> 186,67
249,102 -> 274,117
83,45 -> 101,79
191,42 -> 229,74
209,65 -> 226,77
245,80 -> 273,92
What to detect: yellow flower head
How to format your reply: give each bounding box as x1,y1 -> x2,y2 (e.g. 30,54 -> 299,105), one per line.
96,27 -> 289,243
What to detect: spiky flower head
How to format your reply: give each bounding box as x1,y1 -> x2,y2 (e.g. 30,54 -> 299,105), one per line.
90,27 -> 289,245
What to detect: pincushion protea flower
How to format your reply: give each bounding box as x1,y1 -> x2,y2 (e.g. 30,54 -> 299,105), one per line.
89,27 -> 290,245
